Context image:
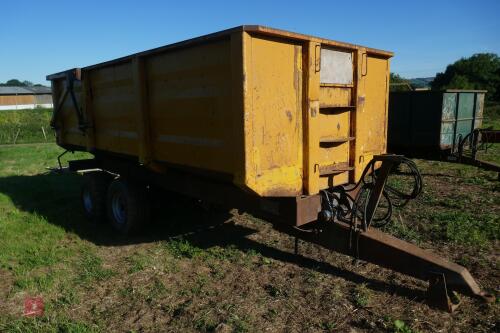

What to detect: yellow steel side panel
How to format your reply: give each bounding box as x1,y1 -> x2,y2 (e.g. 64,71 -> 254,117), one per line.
91,62 -> 138,156
354,54 -> 389,180
318,144 -> 349,165
362,56 -> 389,153
319,87 -> 351,107
319,172 -> 349,189
244,35 -> 303,196
317,111 -> 350,141
147,39 -> 233,173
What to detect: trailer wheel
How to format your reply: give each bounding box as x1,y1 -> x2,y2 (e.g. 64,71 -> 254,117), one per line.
81,171 -> 112,222
106,179 -> 150,235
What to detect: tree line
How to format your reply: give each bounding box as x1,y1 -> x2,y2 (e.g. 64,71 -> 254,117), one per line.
0,79 -> 45,87
391,53 -> 500,101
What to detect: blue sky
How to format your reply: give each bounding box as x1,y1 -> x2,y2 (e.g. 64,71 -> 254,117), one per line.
1,0 -> 499,85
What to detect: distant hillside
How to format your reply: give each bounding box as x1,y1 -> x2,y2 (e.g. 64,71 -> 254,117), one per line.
409,77 -> 434,88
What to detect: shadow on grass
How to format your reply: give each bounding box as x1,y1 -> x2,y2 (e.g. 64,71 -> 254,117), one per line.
0,172 -> 426,303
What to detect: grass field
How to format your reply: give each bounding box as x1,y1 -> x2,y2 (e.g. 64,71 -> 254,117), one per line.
0,142 -> 498,332
0,109 -> 53,145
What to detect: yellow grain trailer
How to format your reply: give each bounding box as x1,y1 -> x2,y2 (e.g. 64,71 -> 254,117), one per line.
48,26 -> 491,310
49,25 -> 391,197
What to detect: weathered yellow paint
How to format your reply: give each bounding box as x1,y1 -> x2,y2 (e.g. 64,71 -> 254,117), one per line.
317,111 -> 350,141
90,61 -> 138,157
48,26 -> 391,197
319,171 -> 349,189
353,53 -> 390,179
303,42 -> 321,195
364,56 -> 389,154
243,35 -> 303,196
319,87 -> 351,107
147,39 -> 233,173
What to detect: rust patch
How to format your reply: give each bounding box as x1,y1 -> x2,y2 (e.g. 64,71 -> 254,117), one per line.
358,95 -> 365,106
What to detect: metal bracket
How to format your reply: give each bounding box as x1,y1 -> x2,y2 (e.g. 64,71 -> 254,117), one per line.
314,44 -> 321,72
52,150 -> 74,173
427,272 -> 461,312
361,154 -> 403,230
50,69 -> 88,132
361,52 -> 368,76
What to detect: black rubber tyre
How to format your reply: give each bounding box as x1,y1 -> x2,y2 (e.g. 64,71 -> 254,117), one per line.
106,178 -> 151,235
81,171 -> 113,222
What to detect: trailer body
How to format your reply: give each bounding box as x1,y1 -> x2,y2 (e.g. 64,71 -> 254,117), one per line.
388,90 -> 486,155
48,25 -> 391,198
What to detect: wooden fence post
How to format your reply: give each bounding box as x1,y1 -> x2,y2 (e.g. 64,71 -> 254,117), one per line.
13,128 -> 21,144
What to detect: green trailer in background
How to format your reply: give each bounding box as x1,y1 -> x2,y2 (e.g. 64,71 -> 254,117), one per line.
388,89 -> 500,177
388,90 -> 486,155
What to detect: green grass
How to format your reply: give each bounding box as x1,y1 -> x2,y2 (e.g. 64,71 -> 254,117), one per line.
0,144 -> 106,331
483,102 -> 500,128
386,191 -> 499,248
429,211 -> 499,246
0,143 -> 261,331
76,252 -> 115,285
352,283 -> 371,308
393,319 -> 419,333
0,316 -> 99,333
125,251 -> 151,274
164,238 -> 254,263
0,108 -> 54,145
479,102 -> 500,164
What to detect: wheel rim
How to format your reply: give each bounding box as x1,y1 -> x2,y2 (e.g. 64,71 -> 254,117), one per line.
111,192 -> 127,225
82,189 -> 93,213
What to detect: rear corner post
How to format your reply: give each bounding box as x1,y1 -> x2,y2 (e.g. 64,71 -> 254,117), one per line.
230,30 -> 248,189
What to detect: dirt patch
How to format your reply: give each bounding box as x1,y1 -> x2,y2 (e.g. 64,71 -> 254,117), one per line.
37,212 -> 498,332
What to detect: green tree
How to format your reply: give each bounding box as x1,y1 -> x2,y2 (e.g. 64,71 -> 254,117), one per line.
431,53 -> 500,101
5,79 -> 23,86
0,79 -> 34,87
390,73 -> 412,91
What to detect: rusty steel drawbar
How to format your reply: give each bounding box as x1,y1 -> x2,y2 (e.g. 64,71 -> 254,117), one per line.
280,155 -> 494,312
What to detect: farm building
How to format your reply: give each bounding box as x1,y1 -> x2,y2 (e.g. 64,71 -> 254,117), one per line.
0,86 -> 53,110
